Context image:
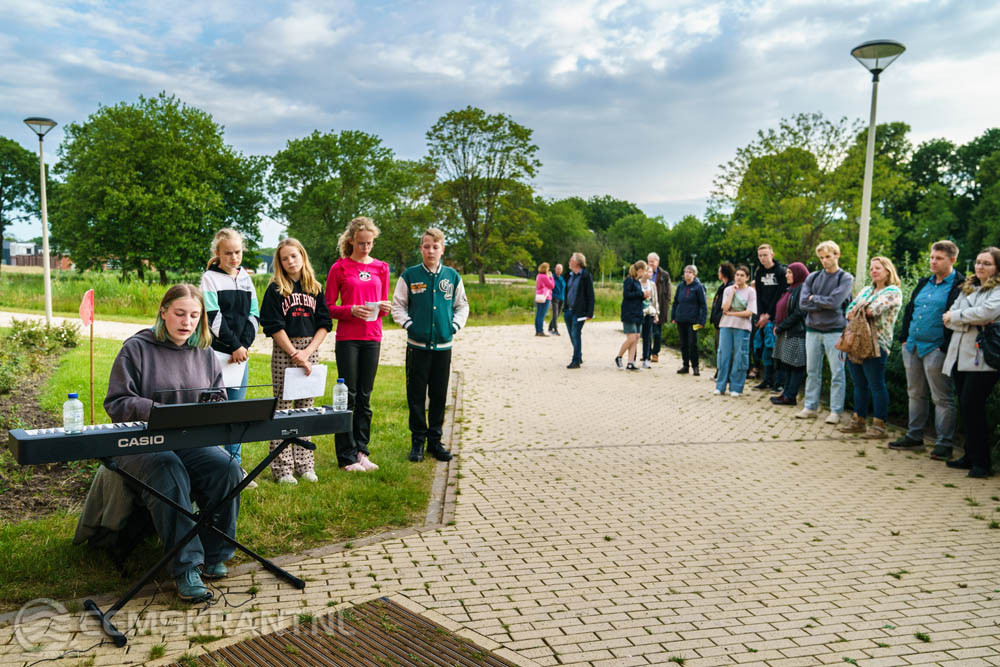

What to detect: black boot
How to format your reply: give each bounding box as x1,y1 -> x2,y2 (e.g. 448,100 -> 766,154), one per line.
427,441 -> 453,461
692,365 -> 700,376
408,441 -> 425,462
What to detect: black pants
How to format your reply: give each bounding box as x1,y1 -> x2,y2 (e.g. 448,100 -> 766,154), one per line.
548,299 -> 563,332
782,365 -> 806,399
677,323 -> 699,369
334,340 -> 381,466
406,347 -> 452,447
651,320 -> 662,356
954,369 -> 1000,470
641,315 -> 655,361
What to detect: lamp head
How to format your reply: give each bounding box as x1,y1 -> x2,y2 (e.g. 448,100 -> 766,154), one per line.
24,117 -> 57,138
851,39 -> 905,79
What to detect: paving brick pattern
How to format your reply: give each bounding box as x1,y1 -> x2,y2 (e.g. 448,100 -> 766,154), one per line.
1,315 -> 999,665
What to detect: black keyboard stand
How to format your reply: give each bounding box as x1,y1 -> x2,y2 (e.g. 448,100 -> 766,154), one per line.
83,437 -> 316,647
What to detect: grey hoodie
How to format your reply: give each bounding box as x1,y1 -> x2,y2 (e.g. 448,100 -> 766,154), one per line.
104,328 -> 224,422
799,268 -> 854,332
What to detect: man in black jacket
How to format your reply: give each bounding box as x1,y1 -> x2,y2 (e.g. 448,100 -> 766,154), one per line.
564,252 -> 595,369
889,241 -> 964,459
752,244 -> 786,389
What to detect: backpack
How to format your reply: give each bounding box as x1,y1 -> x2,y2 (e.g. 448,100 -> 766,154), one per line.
806,270 -> 851,314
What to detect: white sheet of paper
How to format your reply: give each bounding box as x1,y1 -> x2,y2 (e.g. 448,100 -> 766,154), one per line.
213,350 -> 247,389
282,364 -> 328,401
365,301 -> 380,322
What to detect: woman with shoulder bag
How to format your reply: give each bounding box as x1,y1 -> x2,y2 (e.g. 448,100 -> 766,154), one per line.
840,257 -> 903,438
534,262 -> 554,337
942,246 -> 1000,478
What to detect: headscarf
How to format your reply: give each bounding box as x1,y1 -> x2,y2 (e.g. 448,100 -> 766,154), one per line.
774,262 -> 810,324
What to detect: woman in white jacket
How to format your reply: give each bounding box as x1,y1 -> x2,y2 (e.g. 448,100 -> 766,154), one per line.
943,246 -> 1000,478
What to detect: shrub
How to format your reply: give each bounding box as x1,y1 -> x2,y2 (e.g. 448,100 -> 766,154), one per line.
5,319 -> 79,354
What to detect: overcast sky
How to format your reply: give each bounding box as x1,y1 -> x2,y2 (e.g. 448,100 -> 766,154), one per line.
3,0 -> 998,246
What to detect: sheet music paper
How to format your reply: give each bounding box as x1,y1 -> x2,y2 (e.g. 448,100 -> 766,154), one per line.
282,364 -> 328,401
213,350 -> 247,389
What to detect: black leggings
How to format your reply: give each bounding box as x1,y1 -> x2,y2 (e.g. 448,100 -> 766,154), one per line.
954,369 -> 1000,469
677,323 -> 700,369
334,340 -> 381,466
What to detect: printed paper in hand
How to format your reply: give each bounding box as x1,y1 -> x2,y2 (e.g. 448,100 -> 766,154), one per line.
283,364 -> 328,401
213,350 -> 247,389
365,301 -> 380,322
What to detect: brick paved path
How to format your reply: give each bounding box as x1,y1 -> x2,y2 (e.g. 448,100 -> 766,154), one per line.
2,315 -> 999,666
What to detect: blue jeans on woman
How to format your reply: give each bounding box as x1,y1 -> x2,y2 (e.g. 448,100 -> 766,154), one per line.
716,327 -> 750,394
224,361 -> 250,464
534,300 -> 550,334
847,349 -> 888,419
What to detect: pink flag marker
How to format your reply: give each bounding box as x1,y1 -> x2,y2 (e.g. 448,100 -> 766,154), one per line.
80,289 -> 94,326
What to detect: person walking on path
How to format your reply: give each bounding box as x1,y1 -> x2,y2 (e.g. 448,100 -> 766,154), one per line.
770,262 -> 810,406
548,263 -> 565,335
714,265 -> 757,396
671,265 -> 708,376
259,238 -> 333,484
889,241 -> 964,458
942,246 -> 1000,478
616,260 -> 646,371
563,252 -> 595,369
391,228 -> 469,462
647,252 -> 671,362
752,244 -> 786,390
325,216 -> 391,473
797,241 -> 854,424
534,262 -> 554,336
839,257 -> 903,439
710,262 -> 736,380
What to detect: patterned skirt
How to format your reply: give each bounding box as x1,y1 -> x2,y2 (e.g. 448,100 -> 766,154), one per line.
774,331 -> 806,367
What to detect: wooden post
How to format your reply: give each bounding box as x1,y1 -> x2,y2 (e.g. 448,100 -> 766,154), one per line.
89,320 -> 95,424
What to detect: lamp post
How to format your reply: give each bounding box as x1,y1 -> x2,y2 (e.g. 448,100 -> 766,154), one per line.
24,117 -> 57,324
850,39 -> 904,292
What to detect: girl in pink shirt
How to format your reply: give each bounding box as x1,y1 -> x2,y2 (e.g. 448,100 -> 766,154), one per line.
325,217 -> 391,472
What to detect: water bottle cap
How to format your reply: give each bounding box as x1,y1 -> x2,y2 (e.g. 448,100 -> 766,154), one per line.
68,393 -> 78,399
337,378 -> 345,383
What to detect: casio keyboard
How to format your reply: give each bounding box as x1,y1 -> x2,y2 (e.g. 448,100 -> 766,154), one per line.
6,403 -> 352,648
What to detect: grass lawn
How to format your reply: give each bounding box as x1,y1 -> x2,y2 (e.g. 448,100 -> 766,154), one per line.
0,339 -> 433,610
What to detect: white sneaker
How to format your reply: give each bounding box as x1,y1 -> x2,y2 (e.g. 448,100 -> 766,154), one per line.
729,391 -> 742,398
641,361 -> 651,369
795,408 -> 819,419
712,389 -> 722,396
241,468 -> 258,489
299,470 -> 318,482
825,411 -> 842,425
357,453 -> 379,471
341,462 -> 367,472
276,474 -> 298,485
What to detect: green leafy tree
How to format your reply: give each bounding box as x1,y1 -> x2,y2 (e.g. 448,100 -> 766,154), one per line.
568,195 -> 643,233
532,198 -> 593,267
268,130 -> 396,272
426,106 -> 541,283
52,93 -> 264,283
966,151 -> 1000,252
374,159 -> 438,275
0,137 -> 42,275
605,213 -> 670,264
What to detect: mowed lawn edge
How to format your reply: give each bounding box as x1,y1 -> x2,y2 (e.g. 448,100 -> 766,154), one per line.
0,339 -> 433,611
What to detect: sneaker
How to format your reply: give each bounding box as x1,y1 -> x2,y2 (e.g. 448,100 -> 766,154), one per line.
175,568 -> 212,602
729,391 -> 742,398
946,456 -> 972,470
888,435 -> 924,451
241,468 -> 258,490
626,362 -> 640,371
676,367 -> 689,374
550,330 -> 560,336
341,462 -> 367,472
795,408 -> 819,419
929,445 -> 953,460
566,362 -> 581,369
650,354 -> 659,362
615,356 -> 624,370
712,389 -> 722,396
276,474 -> 298,484
770,386 -> 784,395
535,331 -> 548,337
641,360 -> 651,369
201,562 -> 228,580
968,466 -> 991,478
357,453 -> 379,471
825,412 -> 842,425
300,470 -> 319,482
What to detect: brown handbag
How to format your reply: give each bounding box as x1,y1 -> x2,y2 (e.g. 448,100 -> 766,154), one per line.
835,303 -> 879,363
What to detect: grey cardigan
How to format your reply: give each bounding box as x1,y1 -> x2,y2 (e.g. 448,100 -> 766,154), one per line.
943,281 -> 1000,374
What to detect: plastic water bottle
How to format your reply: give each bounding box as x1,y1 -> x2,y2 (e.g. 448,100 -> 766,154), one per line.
63,393 -> 85,433
333,378 -> 349,411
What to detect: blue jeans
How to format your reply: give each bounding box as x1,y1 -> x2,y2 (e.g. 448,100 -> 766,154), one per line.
848,349 -> 889,419
716,327 -> 750,393
564,308 -> 585,364
804,330 -> 846,412
901,346 -> 956,447
224,361 -> 250,464
535,300 -> 550,334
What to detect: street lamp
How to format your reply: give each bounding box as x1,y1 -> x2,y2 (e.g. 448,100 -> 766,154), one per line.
23,117 -> 57,324
850,39 -> 904,291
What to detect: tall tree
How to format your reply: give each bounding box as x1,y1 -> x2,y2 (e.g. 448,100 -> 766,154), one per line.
52,93 -> 264,282
966,150 -> 1000,252
532,198 -> 593,268
375,159 -> 438,275
0,137 -> 41,275
268,129 -> 397,272
426,106 -> 541,283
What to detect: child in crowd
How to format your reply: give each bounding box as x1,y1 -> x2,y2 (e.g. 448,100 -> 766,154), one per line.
259,238 -> 333,484
616,260 -> 646,371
